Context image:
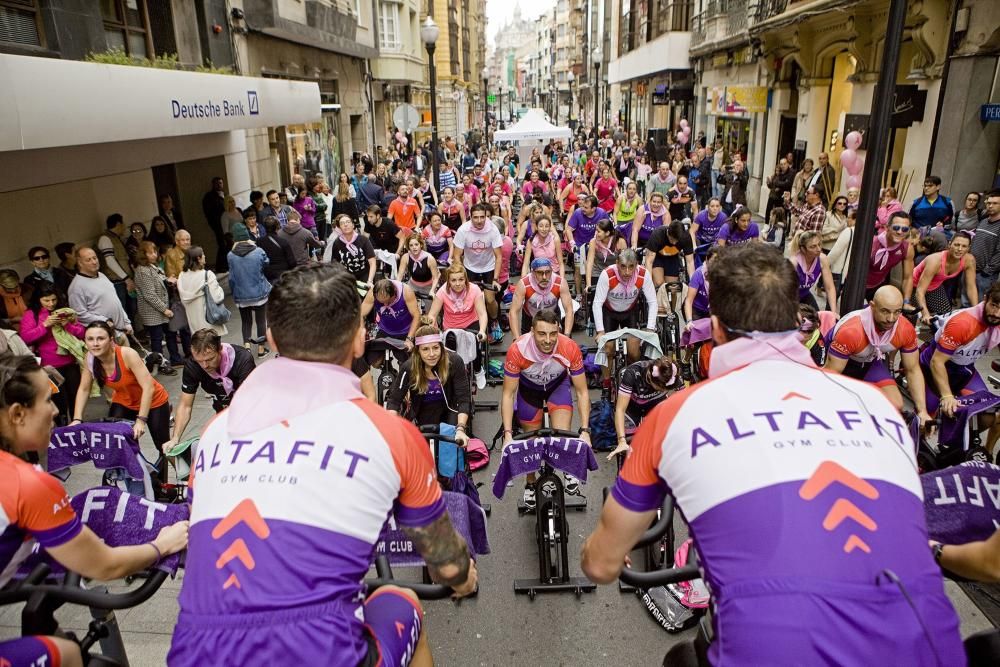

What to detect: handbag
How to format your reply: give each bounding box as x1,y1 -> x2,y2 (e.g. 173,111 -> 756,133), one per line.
202,270 -> 231,325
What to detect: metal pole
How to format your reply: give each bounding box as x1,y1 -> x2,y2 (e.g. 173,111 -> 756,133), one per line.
594,63 -> 600,132
483,77 -> 489,131
841,0 -> 908,313
427,44 -> 440,196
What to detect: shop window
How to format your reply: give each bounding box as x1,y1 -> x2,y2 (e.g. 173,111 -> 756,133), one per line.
0,0 -> 44,48
377,1 -> 400,52
100,0 -> 151,58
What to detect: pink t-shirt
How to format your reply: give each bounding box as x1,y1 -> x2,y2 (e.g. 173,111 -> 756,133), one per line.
437,282 -> 483,330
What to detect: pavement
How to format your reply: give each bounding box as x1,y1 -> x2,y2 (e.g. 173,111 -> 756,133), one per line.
2,290 -> 997,666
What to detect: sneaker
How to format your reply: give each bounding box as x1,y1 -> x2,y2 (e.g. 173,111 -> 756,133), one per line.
563,474 -> 580,496
475,369 -> 487,390
522,485 -> 536,509
158,364 -> 177,376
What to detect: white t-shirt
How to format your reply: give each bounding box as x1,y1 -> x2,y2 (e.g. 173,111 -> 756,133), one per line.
454,222 -> 503,274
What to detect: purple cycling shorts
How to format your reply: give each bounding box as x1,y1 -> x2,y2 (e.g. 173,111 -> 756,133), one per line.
0,636 -> 61,667
516,375 -> 573,425
168,592 -> 421,666
842,358 -> 895,387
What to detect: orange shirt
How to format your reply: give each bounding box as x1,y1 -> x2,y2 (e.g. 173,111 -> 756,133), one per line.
388,197 -> 420,230
102,346 -> 170,411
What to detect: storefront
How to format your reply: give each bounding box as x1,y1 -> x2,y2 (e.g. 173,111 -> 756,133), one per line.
0,53 -> 320,273
277,113 -> 343,187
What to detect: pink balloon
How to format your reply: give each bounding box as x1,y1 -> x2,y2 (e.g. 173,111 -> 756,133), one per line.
680,119 -> 690,130
676,131 -> 686,144
846,174 -> 862,189
845,131 -> 863,151
840,149 -> 858,173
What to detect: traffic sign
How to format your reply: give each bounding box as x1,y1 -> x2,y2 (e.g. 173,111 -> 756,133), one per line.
392,103 -> 420,133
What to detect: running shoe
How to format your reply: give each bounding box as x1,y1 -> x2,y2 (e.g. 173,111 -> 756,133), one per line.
563,474 -> 580,496
475,369 -> 487,390
522,485 -> 536,509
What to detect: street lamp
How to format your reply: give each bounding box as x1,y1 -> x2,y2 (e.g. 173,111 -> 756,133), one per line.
421,16 -> 440,194
568,71 -> 575,126
482,66 -> 489,132
592,47 -> 602,130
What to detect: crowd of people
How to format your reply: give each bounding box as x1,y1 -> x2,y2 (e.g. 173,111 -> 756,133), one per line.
3,121 -> 1000,666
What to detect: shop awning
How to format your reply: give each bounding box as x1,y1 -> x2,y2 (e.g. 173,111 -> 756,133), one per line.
606,31 -> 692,85
0,54 -> 322,153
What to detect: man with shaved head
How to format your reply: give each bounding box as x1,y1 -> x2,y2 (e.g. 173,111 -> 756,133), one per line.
824,285 -> 930,424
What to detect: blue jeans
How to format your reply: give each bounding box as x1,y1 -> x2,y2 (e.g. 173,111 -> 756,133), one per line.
711,169 -> 720,198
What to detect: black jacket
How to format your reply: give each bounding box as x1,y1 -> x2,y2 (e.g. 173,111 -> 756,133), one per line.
386,351 -> 472,423
767,168 -> 795,202
259,234 -> 296,282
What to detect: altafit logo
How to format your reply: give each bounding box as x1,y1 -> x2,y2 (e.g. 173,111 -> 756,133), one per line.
799,460 -> 879,554
212,498 -> 270,590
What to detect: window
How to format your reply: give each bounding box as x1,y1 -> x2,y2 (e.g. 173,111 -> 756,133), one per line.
378,1 -> 400,51
1,0 -> 43,47
101,0 -> 151,57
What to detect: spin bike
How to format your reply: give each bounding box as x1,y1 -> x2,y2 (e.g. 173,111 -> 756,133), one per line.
0,562 -> 171,667
507,412 -> 595,599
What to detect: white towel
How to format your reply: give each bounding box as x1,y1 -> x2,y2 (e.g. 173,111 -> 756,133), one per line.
374,249 -> 399,279
444,328 -> 479,366
593,328 -> 663,367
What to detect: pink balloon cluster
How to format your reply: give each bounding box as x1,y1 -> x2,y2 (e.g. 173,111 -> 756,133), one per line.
676,119 -> 691,147
840,131 -> 864,190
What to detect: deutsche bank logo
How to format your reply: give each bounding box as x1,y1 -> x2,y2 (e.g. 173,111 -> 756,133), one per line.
248,91 -> 259,115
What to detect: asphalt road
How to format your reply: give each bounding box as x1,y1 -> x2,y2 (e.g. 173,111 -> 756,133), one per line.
1,317 -> 995,666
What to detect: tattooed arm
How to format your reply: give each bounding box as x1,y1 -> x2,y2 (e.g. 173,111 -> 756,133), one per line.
403,515 -> 478,596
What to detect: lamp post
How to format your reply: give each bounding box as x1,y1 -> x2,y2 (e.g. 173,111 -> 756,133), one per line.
568,71 -> 575,128
421,16 -> 440,195
592,47 -> 602,130
482,66 -> 489,133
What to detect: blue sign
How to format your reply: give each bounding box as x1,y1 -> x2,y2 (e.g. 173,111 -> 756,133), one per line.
248,91 -> 259,115
982,104 -> 1000,122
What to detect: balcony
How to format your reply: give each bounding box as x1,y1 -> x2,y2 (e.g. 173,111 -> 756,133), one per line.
243,0 -> 377,59
690,0 -> 753,56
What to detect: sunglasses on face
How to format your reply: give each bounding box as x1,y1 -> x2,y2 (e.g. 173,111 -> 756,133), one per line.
32,254 -> 49,261
891,225 -> 910,233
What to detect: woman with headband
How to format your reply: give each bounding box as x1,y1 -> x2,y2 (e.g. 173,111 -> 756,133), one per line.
384,324 -> 471,446
608,356 -> 684,461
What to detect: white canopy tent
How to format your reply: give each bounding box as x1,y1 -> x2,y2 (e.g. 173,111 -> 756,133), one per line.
493,109 -> 572,172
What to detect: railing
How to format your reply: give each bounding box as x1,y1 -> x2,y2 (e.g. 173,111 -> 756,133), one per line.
727,0 -> 748,34
756,0 -> 789,22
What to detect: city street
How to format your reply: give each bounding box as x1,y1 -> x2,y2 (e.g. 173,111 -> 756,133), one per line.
1,288 -> 995,665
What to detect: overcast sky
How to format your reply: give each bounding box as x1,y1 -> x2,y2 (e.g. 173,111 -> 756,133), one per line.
486,0 -> 555,48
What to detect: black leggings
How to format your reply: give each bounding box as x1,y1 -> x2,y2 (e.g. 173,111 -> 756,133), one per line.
109,401 -> 172,481
239,304 -> 267,344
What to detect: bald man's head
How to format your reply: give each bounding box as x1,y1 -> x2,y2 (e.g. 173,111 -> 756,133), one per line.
870,285 -> 904,331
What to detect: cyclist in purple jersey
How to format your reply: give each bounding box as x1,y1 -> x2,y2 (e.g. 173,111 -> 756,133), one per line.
684,245 -> 718,323
360,279 -> 421,347
716,208 -> 760,246
565,196 -> 610,296
169,266 -> 476,666
582,244 -> 964,666
689,197 -> 728,247
630,191 -> 671,249
790,230 -> 838,315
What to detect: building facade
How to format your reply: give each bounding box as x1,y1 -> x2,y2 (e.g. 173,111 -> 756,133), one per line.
0,0 -> 318,274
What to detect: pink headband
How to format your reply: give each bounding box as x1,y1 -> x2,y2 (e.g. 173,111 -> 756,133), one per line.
415,334 -> 443,346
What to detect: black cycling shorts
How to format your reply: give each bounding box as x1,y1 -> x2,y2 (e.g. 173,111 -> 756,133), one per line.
603,306 -> 640,332
652,253 -> 683,278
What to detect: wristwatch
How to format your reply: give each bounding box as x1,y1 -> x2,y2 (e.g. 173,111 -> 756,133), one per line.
932,543 -> 945,564
578,427 -> 591,435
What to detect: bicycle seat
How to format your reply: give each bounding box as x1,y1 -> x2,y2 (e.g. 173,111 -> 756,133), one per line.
664,282 -> 684,293
365,337 -> 410,353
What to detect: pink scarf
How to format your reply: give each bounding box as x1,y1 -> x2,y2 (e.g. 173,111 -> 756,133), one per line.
205,343 -> 236,394
871,232 -> 903,271
856,306 -> 897,360
342,230 -> 360,254
795,252 -> 819,278
709,331 -> 816,378
446,286 -> 475,313
532,232 -> 555,255
409,249 -> 428,264
612,264 -> 640,291
526,272 -> 555,297
515,332 -> 571,371
594,238 -> 612,262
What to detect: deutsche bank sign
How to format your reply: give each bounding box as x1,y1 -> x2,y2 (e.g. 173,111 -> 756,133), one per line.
171,91 -> 259,119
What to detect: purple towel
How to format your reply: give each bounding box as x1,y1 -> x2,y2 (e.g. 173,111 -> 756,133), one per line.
681,318 -> 713,347
492,436 -> 599,498
375,491 -> 490,567
937,391 -> 1000,450
923,462 -> 1000,545
18,487 -> 189,577
48,421 -> 147,481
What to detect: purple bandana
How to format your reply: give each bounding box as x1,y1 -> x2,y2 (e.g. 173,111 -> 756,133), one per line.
48,421 -> 148,482
923,462 -> 1000,545
492,436 -> 598,498
375,491 -> 490,567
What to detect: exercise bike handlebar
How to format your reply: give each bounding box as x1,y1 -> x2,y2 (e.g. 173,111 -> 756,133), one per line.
514,428 -> 581,441
418,426 -> 464,447
618,563 -> 702,588
633,495 -> 676,548
0,563 -> 169,611
365,555 -> 454,600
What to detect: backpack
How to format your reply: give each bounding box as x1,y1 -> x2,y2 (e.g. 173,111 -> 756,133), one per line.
588,399 -> 617,451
